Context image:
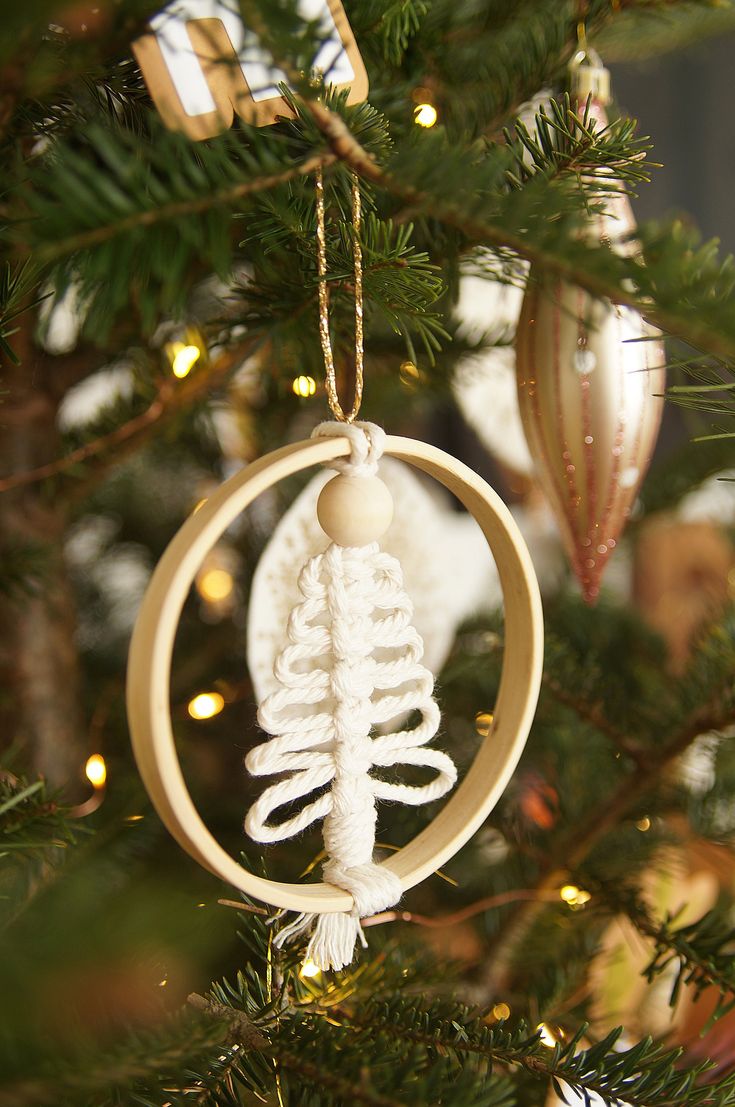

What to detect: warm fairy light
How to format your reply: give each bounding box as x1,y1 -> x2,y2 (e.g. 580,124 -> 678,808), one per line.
158,977 -> 168,987
636,816 -> 651,832
537,1022 -> 560,1048
169,342 -> 202,379
292,374 -> 317,398
126,814 -> 144,823
475,711 -> 494,737
85,754 -> 107,788
197,567 -> 234,603
559,884 -> 591,907
299,958 -> 322,979
492,1002 -> 511,1021
399,360 -> 421,387
187,692 -> 225,720
414,103 -> 438,127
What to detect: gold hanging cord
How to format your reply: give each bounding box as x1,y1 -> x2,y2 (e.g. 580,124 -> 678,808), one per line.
315,165 -> 364,423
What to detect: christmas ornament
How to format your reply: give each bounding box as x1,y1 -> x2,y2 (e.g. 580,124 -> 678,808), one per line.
515,46 -> 665,603
246,419 -> 459,969
133,0 -> 368,139
247,457 -> 498,705
126,168 -> 543,972
453,272 -> 533,478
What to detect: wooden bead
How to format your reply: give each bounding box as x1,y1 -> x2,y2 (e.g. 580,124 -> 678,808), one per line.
317,474 -> 394,547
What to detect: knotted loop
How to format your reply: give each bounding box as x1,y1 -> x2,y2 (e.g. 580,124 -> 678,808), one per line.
312,421 -> 386,477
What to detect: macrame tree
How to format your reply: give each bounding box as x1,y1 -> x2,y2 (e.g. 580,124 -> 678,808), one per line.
245,423 -> 457,970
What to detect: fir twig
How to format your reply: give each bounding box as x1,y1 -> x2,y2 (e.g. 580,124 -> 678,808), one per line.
607,887 -> 735,1025
541,671 -> 648,767
484,650 -> 735,994
28,150 -> 337,267
0,338 -> 256,497
338,1002 -> 735,1107
296,91 -> 735,364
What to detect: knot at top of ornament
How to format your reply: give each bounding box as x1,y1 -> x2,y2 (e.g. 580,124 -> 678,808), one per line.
313,420 -> 386,477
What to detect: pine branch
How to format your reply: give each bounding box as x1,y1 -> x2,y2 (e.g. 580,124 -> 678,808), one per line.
341,1000 -> 735,1107
0,775 -> 80,857
0,261 -> 47,364
375,1 -> 429,65
0,339 -> 255,498
0,1017 -> 234,1107
362,888 -> 563,931
240,196 -> 447,367
0,774 -> 87,935
603,887 -> 735,1025
291,89 -> 735,366
483,616 -> 735,994
29,148 -> 336,267
541,668 -> 648,767
502,96 -> 652,193
668,363 -> 735,439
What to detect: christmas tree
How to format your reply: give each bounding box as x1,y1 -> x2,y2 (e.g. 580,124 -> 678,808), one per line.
3,2 -> 735,1104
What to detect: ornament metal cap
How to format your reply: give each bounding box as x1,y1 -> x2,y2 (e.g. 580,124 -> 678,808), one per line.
569,46 -> 611,106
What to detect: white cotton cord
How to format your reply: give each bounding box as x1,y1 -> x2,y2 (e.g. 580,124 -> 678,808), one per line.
272,912 -> 314,950
312,420 -> 386,476
245,423 -> 456,971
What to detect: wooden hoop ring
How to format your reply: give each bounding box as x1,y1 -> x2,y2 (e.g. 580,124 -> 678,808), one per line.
126,435 -> 544,913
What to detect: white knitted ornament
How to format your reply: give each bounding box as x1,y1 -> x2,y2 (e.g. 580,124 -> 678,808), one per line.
244,421 -> 457,970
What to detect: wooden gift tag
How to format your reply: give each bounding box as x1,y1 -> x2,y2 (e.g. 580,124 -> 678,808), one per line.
133,0 -> 368,140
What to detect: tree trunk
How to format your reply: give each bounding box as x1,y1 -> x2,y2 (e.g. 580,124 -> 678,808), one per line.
0,320 -> 87,794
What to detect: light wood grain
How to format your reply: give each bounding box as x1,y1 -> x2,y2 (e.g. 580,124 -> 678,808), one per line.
126,435 -> 544,912
133,0 -> 369,140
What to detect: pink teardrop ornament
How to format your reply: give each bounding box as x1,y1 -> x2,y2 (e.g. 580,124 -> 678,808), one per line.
516,279 -> 665,603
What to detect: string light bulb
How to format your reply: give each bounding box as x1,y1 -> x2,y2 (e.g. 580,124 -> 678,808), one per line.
195,547 -> 239,619
197,567 -> 234,603
164,327 -> 206,379
85,753 -> 107,788
171,343 -> 201,378
492,1002 -> 511,1021
475,711 -> 494,737
414,103 -> 438,127
399,360 -> 422,390
537,1022 -> 560,1048
292,374 -> 317,398
299,957 -> 321,979
187,692 -> 225,720
559,884 -> 591,907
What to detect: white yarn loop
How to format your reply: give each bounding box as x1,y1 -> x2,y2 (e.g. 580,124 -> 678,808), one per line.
246,427 -> 456,970
312,420 -> 386,476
